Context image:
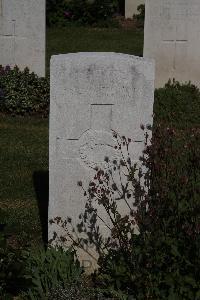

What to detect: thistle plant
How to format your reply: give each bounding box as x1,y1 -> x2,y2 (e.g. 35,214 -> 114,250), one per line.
50,123 -> 200,299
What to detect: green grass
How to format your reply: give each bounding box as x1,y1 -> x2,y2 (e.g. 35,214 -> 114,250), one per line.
46,26 -> 143,73
0,116 -> 48,246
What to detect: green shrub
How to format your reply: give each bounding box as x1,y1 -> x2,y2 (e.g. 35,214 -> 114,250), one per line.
0,65 -> 49,116
47,0 -> 69,27
22,246 -> 82,299
90,127 -> 199,299
48,281 -> 104,300
52,115 -> 200,299
155,80 -> 200,128
0,215 -> 83,299
47,0 -> 119,27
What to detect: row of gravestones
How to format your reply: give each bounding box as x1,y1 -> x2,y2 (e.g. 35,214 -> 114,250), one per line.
1,0 -> 199,271
1,0 -> 200,88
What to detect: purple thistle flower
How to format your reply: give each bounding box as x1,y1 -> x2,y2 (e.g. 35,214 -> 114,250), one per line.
64,11 -> 72,18
5,65 -> 11,72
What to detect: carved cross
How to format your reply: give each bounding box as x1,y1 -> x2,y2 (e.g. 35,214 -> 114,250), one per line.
0,18 -> 16,65
90,104 -> 113,131
161,1 -> 189,70
58,104 -> 116,169
162,25 -> 188,70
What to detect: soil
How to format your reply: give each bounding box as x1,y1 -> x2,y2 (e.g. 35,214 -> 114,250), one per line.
115,16 -> 137,29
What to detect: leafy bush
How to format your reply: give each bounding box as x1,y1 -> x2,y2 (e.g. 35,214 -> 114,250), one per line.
51,94 -> 200,299
47,0 -> 69,27
0,221 -> 83,300
22,246 -> 82,299
104,129 -> 199,297
48,281 -> 104,300
154,80 -> 200,128
134,4 -> 145,28
47,0 -> 119,27
0,65 -> 49,116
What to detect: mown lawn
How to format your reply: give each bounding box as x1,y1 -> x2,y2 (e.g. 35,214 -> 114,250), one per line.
1,26 -> 144,247
46,26 -> 143,73
0,116 -> 48,247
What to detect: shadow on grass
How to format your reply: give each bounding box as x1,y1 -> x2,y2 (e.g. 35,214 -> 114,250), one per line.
33,171 -> 49,245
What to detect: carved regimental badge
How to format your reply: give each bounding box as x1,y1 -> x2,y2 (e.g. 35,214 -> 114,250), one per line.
79,129 -> 119,170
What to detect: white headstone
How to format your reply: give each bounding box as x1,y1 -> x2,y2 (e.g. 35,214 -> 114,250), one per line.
125,0 -> 145,19
144,0 -> 200,88
49,53 -> 154,270
0,0 -> 45,77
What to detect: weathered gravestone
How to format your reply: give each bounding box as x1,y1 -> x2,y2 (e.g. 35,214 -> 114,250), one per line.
49,53 -> 154,270
144,0 -> 200,88
0,0 -> 45,77
125,0 -> 145,19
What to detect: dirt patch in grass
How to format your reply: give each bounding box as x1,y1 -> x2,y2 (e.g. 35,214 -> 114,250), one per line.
117,17 -> 137,29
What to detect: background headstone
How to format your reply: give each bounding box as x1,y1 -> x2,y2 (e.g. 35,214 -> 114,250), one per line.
125,0 -> 145,19
144,0 -> 200,88
0,0 -> 45,77
49,52 -> 154,270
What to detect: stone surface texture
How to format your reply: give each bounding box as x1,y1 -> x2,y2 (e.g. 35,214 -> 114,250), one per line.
125,0 -> 145,18
49,52 -> 154,270
144,0 -> 200,88
0,0 -> 45,77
